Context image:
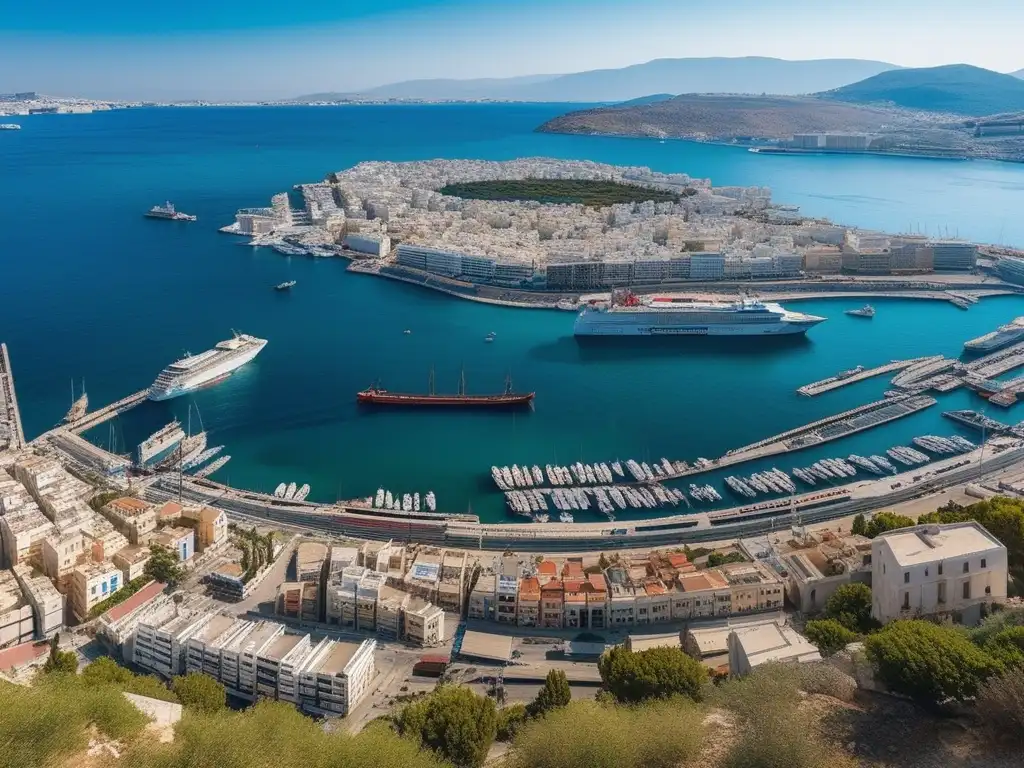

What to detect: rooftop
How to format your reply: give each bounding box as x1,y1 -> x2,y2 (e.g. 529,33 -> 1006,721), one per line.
113,545 -> 150,566
877,522 -> 1005,566
460,630 -> 513,663
731,622 -> 821,668
316,641 -> 362,676
678,571 -> 728,593
155,502 -> 181,519
100,580 -> 164,623
107,497 -> 151,516
264,633 -> 303,662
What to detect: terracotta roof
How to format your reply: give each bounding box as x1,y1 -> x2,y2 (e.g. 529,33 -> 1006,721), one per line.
157,502 -> 182,519
109,497 -> 150,512
518,577 -> 541,599
540,580 -> 563,596
101,580 -> 165,623
0,640 -> 49,670
562,561 -> 584,579
667,554 -> 690,568
587,573 -> 608,592
644,581 -> 667,596
537,561 -> 557,577
678,572 -> 727,593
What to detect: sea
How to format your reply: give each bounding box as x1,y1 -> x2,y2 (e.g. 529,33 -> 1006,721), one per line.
4,103 -> 1024,522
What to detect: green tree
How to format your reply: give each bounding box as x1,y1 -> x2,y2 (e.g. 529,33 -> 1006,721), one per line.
851,513 -> 867,536
865,620 -> 1002,705
172,672 -> 227,713
81,656 -> 132,686
145,543 -> 186,585
984,626 -> 1024,669
42,633 -> 77,675
597,646 -> 707,704
496,703 -> 528,742
921,497 -> 1024,575
863,512 -> 916,538
707,551 -> 746,567
527,670 -> 571,717
396,685 -> 498,768
804,619 -> 858,656
824,583 -> 878,634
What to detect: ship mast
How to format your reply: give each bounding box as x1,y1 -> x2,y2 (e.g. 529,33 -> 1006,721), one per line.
459,367 -> 466,397
429,366 -> 435,396
505,371 -> 513,395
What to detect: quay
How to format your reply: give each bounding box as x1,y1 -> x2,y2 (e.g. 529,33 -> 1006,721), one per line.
797,357 -> 931,397
31,388 -> 150,446
890,356 -> 957,388
964,341 -> 1024,380
0,343 -> 26,451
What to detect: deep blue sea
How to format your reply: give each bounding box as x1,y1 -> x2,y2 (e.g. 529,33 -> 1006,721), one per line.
4,103 -> 1024,521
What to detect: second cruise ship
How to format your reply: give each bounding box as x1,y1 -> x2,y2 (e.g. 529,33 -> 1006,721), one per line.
573,292 -> 826,336
148,332 -> 267,401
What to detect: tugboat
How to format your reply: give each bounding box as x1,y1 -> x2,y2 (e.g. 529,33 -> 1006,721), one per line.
274,280 -> 296,291
144,202 -> 197,222
845,305 -> 875,318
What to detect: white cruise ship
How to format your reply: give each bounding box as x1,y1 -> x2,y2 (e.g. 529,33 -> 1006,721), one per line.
574,292 -> 825,337
148,332 -> 267,401
963,317 -> 1024,352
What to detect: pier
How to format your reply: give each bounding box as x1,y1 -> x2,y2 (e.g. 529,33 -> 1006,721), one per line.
964,341 -> 1024,379
0,343 -> 26,451
797,357 -> 931,397
890,356 -> 956,388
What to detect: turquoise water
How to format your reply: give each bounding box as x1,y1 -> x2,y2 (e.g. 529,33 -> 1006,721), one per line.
4,104 -> 1024,520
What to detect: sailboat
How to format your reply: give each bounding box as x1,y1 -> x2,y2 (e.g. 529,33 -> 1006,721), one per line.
63,379 -> 88,423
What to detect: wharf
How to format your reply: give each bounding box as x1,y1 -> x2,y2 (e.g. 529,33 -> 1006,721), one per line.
67,389 -> 148,435
797,357 -> 930,397
0,343 -> 25,450
890,356 -> 955,388
964,341 -> 1024,379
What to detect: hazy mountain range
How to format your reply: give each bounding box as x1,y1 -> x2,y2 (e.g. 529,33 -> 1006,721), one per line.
290,57 -> 900,103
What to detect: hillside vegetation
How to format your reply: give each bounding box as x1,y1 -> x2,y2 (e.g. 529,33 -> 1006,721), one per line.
537,94 -> 906,140
820,64 -> 1024,116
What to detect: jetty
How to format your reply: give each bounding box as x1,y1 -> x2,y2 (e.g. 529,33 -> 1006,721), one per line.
0,343 -> 26,451
890,356 -> 956,388
138,421 -> 185,465
797,357 -> 930,397
964,340 -> 1024,379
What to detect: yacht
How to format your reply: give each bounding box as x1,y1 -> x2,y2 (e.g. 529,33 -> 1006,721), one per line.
845,305 -> 875,318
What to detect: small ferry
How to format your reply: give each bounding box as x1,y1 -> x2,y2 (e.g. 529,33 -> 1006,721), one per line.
144,202 -> 197,221
845,305 -> 875,318
274,280 -> 296,291
0,124 -> 21,131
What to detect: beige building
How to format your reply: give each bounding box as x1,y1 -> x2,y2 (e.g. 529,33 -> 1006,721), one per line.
69,560 -> 123,621
42,531 -> 87,585
872,522 -> 1008,626
113,545 -> 151,583
0,569 -> 34,648
13,564 -> 63,638
671,570 -> 731,620
152,526 -> 194,563
516,577 -> 541,627
727,621 -> 821,676
801,247 -> 843,274
296,542 -> 328,583
182,506 -> 228,550
84,516 -> 129,562
720,562 -> 785,613
1,505 -> 57,566
404,597 -> 444,646
102,497 -> 157,544
781,532 -> 872,614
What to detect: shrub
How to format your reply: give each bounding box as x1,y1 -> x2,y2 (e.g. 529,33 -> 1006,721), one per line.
851,513 -> 867,536
863,512 -> 916,538
81,656 -> 179,702
804,619 -> 858,656
707,551 -> 746,567
824,583 -> 878,634
496,703 -> 528,742
527,669 -> 571,717
507,698 -> 704,768
41,633 -> 77,675
396,684 -> 497,767
797,663 -> 858,702
976,673 -> 1024,743
865,620 -> 1003,704
971,606 -> 1024,647
984,625 -> 1024,669
597,646 -> 707,703
172,672 -> 227,713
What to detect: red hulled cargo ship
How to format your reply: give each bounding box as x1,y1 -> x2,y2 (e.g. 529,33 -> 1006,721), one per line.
357,369 -> 534,408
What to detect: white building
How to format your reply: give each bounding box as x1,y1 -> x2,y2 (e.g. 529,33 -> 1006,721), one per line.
13,563 -> 63,639
296,637 -> 377,716
871,522 -> 1008,626
134,611 -> 214,678
727,621 -> 821,676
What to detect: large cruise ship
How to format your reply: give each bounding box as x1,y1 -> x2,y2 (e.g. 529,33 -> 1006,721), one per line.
963,317 -> 1024,352
148,333 -> 267,401
573,292 -> 826,337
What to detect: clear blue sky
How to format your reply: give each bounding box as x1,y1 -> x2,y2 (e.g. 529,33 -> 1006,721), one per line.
3,0 -> 1022,100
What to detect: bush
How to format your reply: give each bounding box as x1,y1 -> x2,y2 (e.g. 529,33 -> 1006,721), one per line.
824,583 -> 878,634
707,551 -> 746,567
496,703 -> 528,742
507,698 -> 704,768
863,512 -> 916,538
527,669 -> 571,717
81,656 -> 179,703
41,633 -> 77,675
145,543 -> 185,585
983,625 -> 1024,669
851,513 -> 867,536
865,620 -> 1003,704
88,575 -> 154,619
597,646 -> 707,703
970,606 -> 1024,647
396,684 -> 498,767
976,673 -> 1024,743
797,663 -> 858,702
804,618 -> 858,656
172,672 -> 227,713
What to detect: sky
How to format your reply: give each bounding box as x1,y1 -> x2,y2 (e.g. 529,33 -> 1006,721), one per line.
3,0 -> 1023,101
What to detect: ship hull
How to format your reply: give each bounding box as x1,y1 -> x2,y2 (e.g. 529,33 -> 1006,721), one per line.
357,392 -> 534,408
573,317 -> 819,336
148,341 -> 265,401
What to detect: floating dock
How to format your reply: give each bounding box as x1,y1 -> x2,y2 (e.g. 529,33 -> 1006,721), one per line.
138,421 -> 185,465
797,357 -> 931,397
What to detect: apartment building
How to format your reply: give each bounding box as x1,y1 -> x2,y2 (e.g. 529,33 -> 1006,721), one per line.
278,582 -> 321,623
376,586 -> 409,638
296,542 -> 328,584
134,610 -> 213,677
539,579 -> 564,628
1,504 -> 56,567
96,583 -> 172,662
102,497 -> 157,544
258,633 -> 313,701
13,563 -> 63,638
781,532 -> 872,614
41,530 -> 86,585
152,527 -> 194,563
495,572 -> 519,624
516,577 -> 540,627
296,638 -> 376,716
404,597 -> 444,646
113,545 -> 151,583
0,568 -> 34,648
467,572 -> 495,621
872,522 -> 1007,625
184,613 -> 247,681
719,562 -> 785,613
68,560 -> 122,621
181,506 -> 227,550
437,550 -> 468,613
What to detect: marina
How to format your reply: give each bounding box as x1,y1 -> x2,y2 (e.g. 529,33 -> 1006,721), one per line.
797,357 -> 929,396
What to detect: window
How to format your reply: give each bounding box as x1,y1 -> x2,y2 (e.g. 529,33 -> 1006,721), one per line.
925,567 -> 929,577
938,582 -> 946,604
904,572 -> 910,584
985,586 -> 992,595
938,562 -> 943,576
963,582 -> 971,600
981,558 -> 987,569
963,562 -> 969,573
902,592 -> 910,610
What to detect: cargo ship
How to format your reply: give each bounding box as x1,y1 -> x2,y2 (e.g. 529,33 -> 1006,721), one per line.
144,202 -> 197,222
357,369 -> 533,408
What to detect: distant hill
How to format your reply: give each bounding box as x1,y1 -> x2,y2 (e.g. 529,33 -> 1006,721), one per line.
1014,69 -> 1024,79
820,64 -> 1024,116
614,93 -> 676,107
537,94 -> 906,140
289,57 -> 898,103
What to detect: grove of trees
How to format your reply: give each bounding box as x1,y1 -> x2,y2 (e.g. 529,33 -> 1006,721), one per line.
597,645 -> 707,703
